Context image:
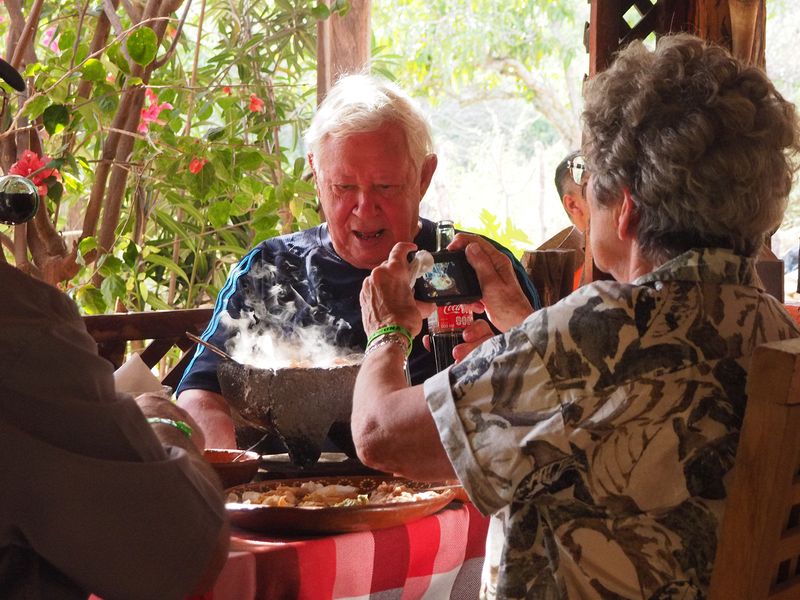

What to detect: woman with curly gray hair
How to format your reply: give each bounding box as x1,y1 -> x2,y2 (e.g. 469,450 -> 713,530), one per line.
582,33 -> 798,266
351,34 -> 800,599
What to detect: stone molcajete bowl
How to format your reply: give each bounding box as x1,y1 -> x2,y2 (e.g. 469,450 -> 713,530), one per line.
217,358 -> 360,468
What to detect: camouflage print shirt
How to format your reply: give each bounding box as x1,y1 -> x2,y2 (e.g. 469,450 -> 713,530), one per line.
424,248 -> 800,600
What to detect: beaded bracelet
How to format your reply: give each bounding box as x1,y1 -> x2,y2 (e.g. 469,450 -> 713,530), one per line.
147,417 -> 193,439
366,325 -> 413,349
365,332 -> 411,358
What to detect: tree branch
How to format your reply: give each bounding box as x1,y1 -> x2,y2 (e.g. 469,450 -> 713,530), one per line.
485,56 -> 581,149
10,0 -> 44,70
153,0 -> 193,70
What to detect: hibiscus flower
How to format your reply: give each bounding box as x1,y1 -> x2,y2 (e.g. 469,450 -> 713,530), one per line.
9,150 -> 61,198
188,157 -> 208,174
138,88 -> 173,134
248,93 -> 265,113
41,26 -> 60,53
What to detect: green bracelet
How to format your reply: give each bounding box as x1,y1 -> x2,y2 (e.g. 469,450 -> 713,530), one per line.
366,325 -> 414,354
147,417 -> 193,439
365,332 -> 411,358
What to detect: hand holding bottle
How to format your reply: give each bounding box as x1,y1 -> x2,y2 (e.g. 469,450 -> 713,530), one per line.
449,233 -> 535,333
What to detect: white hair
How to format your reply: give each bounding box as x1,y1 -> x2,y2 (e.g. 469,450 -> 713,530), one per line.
304,73 -> 434,179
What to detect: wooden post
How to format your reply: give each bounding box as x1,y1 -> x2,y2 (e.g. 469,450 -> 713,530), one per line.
316,0 -> 372,105
589,0 -> 624,76
728,0 -> 765,67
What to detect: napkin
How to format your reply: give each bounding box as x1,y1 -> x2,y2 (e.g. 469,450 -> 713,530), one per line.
409,250 -> 434,286
113,352 -> 165,396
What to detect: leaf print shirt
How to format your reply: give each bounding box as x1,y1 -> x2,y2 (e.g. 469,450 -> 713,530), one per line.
424,248 -> 800,600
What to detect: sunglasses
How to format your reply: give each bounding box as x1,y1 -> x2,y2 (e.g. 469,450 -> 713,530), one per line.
567,155 -> 587,186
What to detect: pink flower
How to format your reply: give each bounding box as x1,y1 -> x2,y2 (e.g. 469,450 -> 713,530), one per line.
188,157 -> 208,174
9,150 -> 62,198
41,26 -> 60,53
248,94 -> 265,113
138,88 -> 173,134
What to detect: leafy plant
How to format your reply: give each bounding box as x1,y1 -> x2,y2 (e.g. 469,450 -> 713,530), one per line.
461,209 -> 533,259
0,0 -> 339,314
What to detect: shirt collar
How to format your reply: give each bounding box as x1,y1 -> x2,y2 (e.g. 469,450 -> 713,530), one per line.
633,248 -> 761,289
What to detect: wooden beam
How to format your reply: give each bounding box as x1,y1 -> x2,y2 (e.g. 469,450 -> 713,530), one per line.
690,0 -> 732,49
729,0 -> 765,67
316,0 -> 372,105
590,0 -> 625,75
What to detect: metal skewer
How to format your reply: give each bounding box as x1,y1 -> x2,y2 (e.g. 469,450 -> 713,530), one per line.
185,331 -> 233,361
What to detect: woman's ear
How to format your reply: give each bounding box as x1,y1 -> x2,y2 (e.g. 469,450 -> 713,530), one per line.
617,188 -> 639,240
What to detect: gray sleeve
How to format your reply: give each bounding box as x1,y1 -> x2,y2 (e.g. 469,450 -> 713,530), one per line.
1,417 -> 226,600
0,267 -> 226,599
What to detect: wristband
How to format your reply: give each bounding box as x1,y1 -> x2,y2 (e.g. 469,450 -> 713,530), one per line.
365,332 -> 411,358
147,417 -> 193,439
366,325 -> 413,349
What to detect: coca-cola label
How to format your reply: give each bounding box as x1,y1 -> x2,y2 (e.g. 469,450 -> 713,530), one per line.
430,304 -> 473,331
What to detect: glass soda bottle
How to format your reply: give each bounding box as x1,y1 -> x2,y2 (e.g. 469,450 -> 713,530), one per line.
427,220 -> 474,371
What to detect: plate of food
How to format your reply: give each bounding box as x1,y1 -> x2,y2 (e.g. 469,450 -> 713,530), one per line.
225,475 -> 459,535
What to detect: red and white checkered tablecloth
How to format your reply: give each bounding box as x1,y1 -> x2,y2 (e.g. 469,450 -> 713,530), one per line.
195,502 -> 489,600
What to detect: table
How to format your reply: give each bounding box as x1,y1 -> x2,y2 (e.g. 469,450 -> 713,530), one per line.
193,501 -> 490,600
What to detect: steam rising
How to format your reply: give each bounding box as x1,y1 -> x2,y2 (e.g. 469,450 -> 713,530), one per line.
221,261 -> 362,369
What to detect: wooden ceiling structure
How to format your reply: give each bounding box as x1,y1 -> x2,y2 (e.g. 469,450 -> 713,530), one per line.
589,0 -> 766,72
315,0 -> 767,100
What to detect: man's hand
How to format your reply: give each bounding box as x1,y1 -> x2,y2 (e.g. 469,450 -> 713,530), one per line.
453,319 -> 495,362
135,392 -> 206,451
449,233 -> 534,332
176,389 -> 237,449
361,242 -> 433,338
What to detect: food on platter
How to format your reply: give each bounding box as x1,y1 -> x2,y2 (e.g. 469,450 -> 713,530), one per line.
226,479 -> 441,509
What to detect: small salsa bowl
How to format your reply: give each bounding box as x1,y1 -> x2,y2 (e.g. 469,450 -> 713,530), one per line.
203,449 -> 261,489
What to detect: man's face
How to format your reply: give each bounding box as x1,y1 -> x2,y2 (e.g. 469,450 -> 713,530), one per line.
563,179 -> 590,234
310,122 -> 435,270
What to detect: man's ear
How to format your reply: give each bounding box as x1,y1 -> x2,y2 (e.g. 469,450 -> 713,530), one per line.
308,152 -> 322,194
419,154 -> 438,199
617,188 -> 639,240
307,152 -> 317,179
563,193 -> 586,225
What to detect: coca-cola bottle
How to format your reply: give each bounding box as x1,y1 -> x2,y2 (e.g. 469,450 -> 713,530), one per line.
427,220 -> 474,371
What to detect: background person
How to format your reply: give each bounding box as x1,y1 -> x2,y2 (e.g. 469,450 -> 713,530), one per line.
554,150 -> 589,235
351,34 -> 800,599
553,150 -> 589,289
176,73 -> 540,450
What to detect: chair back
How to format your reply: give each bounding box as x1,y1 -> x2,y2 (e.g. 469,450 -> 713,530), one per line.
708,337 -> 800,600
83,308 -> 213,388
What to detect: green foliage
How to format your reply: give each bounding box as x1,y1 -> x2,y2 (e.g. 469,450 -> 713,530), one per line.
462,210 -> 533,259
42,104 -> 69,135
1,0 -> 341,314
371,0 -> 585,103
126,27 -> 159,66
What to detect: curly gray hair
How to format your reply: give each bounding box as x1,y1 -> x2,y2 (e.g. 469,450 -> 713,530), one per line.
582,33 -> 800,261
304,73 -> 434,181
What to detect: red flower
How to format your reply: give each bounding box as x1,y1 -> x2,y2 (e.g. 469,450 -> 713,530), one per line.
222,86 -> 232,95
138,88 -> 173,134
248,93 -> 265,113
9,150 -> 61,198
188,157 -> 208,174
